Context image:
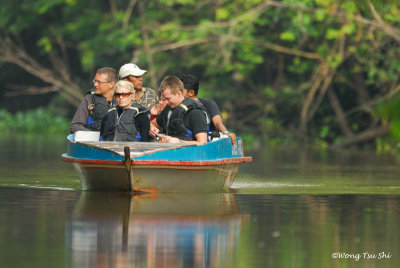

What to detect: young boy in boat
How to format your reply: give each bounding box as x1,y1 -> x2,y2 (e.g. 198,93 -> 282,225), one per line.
178,74 -> 236,145
100,80 -> 151,142
150,76 -> 209,145
70,67 -> 118,133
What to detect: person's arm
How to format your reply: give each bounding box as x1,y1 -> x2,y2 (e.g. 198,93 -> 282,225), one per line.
135,112 -> 151,142
159,132 -> 207,145
212,115 -> 236,144
99,111 -> 115,141
193,132 -> 208,145
150,105 -> 169,138
99,114 -> 107,140
187,108 -> 208,145
70,95 -> 91,133
149,117 -> 161,138
149,99 -> 167,120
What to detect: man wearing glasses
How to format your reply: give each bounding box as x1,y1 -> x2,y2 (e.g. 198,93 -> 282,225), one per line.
70,67 -> 118,133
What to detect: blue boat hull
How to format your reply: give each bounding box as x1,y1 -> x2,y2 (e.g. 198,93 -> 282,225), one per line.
62,134 -> 251,192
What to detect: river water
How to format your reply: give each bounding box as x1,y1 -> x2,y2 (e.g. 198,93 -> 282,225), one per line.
0,134 -> 398,267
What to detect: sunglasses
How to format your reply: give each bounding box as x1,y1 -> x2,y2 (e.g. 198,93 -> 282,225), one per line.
115,92 -> 132,98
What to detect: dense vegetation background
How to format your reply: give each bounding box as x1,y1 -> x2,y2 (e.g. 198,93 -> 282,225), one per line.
1,0 -> 400,151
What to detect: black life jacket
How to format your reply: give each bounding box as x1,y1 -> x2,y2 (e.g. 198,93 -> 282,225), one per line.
85,91 -> 116,131
101,104 -> 147,142
164,98 -> 210,141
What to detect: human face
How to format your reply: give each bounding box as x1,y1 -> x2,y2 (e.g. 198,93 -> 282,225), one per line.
182,88 -> 196,98
126,75 -> 143,91
161,88 -> 182,108
115,88 -> 134,109
182,88 -> 189,97
93,73 -> 113,96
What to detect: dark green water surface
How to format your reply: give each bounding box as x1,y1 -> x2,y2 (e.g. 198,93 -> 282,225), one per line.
0,134 -> 398,267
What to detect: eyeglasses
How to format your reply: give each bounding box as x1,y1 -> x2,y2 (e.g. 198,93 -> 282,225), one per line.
115,92 -> 132,98
93,79 -> 110,84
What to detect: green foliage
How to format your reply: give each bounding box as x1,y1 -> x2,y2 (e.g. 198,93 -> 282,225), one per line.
1,0 -> 400,151
0,108 -> 69,134
280,31 -> 296,41
319,125 -> 329,138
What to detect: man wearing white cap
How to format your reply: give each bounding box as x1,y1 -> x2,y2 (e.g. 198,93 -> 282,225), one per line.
119,63 -> 159,110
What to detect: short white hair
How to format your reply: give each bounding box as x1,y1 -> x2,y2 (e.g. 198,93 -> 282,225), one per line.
114,80 -> 135,94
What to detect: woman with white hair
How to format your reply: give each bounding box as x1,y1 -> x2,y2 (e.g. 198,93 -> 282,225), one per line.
100,80 -> 150,141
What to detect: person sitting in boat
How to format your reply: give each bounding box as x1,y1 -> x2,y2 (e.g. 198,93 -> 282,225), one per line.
178,74 -> 236,145
70,67 -> 118,133
150,76 -> 209,145
100,80 -> 151,142
119,63 -> 162,112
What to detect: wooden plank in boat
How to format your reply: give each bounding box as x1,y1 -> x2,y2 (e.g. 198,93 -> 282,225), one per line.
76,141 -> 195,157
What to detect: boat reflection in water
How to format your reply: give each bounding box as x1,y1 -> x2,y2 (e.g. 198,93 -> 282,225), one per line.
68,192 -> 248,267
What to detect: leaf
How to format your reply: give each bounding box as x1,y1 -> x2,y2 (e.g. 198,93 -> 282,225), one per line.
315,0 -> 334,7
315,8 -> 326,21
38,37 -> 52,52
342,23 -> 356,35
216,8 -> 230,20
326,28 -> 341,39
38,0 -> 63,14
81,48 -> 95,71
340,1 -> 357,13
280,31 -> 296,41
319,125 -> 329,138
65,0 -> 76,5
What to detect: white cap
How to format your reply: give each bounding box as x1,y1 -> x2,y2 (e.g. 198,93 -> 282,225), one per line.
119,63 -> 147,78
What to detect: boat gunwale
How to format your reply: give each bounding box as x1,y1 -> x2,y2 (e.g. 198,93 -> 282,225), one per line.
61,155 -> 252,166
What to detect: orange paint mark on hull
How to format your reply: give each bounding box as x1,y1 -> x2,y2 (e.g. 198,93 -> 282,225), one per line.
132,186 -> 158,194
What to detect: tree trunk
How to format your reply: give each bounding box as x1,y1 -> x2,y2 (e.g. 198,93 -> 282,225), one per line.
138,1 -> 158,91
332,125 -> 390,148
327,88 -> 353,137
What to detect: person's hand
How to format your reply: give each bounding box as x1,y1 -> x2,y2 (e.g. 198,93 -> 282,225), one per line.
228,133 -> 236,145
158,135 -> 179,143
150,105 -> 160,117
149,124 -> 159,138
150,100 -> 167,116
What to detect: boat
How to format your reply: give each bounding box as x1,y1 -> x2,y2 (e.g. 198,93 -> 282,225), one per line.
61,132 -> 252,193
